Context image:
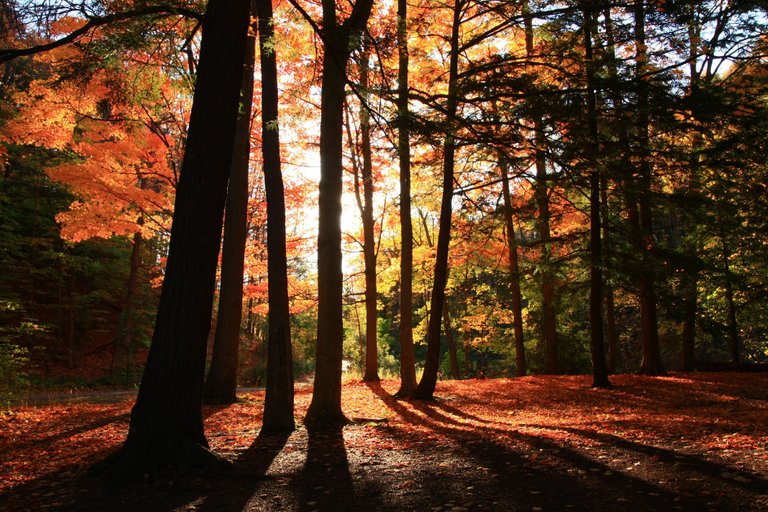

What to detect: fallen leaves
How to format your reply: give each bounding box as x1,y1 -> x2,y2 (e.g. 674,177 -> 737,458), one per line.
1,371 -> 767,506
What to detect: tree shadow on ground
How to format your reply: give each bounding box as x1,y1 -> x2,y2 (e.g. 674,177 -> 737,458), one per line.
364,381 -> 733,512
293,429 -> 354,511
194,431 -> 291,511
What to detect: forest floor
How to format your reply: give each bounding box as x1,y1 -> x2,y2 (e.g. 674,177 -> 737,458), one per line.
1,373 -> 767,512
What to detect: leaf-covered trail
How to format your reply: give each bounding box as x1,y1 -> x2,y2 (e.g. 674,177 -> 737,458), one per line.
1,373 -> 767,511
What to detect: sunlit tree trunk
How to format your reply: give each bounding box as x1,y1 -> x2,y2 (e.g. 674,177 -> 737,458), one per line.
305,0 -> 374,430
203,2 -> 257,405
499,155 -> 526,377
413,0 -> 463,400
395,0 -> 417,397
101,0 -> 251,482
355,37 -> 380,383
257,0 -> 295,432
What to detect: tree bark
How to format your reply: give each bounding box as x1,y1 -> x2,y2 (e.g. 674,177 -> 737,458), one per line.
634,0 -> 665,376
583,3 -> 610,388
443,305 -> 460,379
305,0 -> 374,430
719,224 -> 740,365
499,155 -> 526,377
101,0 -> 251,483
357,37 -> 380,383
257,0 -> 295,432
525,0 -> 558,374
413,0 -> 462,400
394,0 -> 417,398
112,226 -> 143,382
203,2 -> 257,405
601,6 -> 622,375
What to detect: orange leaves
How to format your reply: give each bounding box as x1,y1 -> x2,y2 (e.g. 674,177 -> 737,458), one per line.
2,43 -> 182,244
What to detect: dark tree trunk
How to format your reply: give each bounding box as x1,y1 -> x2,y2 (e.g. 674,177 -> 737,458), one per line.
100,0 -> 251,483
583,4 -> 610,388
395,0 -> 417,398
305,0 -> 374,431
600,180 -> 618,374
499,155 -> 526,377
256,0 -> 295,432
112,226 -> 143,382
525,0 -> 558,374
680,12 -> 703,372
412,0 -> 462,400
357,37 -> 380,383
601,6 -> 622,375
719,225 -> 740,365
634,0 -> 665,376
444,305 -> 459,379
203,3 -> 257,405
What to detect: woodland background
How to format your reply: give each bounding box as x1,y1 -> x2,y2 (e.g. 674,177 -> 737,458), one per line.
1,0 -> 768,401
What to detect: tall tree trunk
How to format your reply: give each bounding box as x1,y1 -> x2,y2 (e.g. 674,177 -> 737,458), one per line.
305,0 -> 374,430
356,37 -> 380,383
499,155 -> 526,377
601,6 -> 623,374
101,0 -> 251,482
601,184 -> 618,374
524,0 -> 558,374
257,0 -> 295,432
412,0 -> 462,400
203,2 -> 257,405
395,0 -> 417,397
719,224 -> 740,365
443,305 -> 459,379
112,226 -> 143,382
634,0 -> 665,376
583,4 -> 610,388
680,6 -> 703,372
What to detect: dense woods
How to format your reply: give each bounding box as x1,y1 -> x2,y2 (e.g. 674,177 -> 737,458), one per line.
2,0 -> 768,446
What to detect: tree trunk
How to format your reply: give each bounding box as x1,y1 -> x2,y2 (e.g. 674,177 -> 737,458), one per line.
257,0 -> 295,432
412,0 -> 462,400
634,0 -> 665,376
499,155 -> 526,377
443,305 -> 459,379
719,225 -> 740,365
112,227 -> 143,382
203,2 -> 257,405
305,0 -> 374,430
601,6 -> 622,375
680,9 -> 703,372
100,0 -> 251,483
357,37 -> 380,383
583,4 -> 610,388
525,0 -> 558,374
395,0 -> 417,398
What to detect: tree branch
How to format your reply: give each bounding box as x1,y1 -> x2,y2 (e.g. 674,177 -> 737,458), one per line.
0,5 -> 202,64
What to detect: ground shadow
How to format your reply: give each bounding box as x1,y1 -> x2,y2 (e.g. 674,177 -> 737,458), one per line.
195,430 -> 291,512
293,428 -> 356,512
365,381 -> 720,511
